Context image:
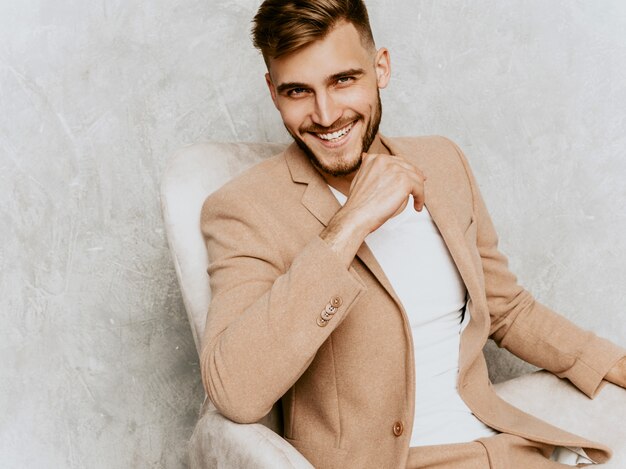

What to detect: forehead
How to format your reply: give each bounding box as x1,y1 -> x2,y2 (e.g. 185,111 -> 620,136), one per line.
268,21 -> 373,85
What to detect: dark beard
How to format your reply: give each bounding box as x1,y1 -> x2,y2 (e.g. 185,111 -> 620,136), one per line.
286,90 -> 383,177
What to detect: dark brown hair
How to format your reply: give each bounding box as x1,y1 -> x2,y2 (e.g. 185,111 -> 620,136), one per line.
252,0 -> 375,67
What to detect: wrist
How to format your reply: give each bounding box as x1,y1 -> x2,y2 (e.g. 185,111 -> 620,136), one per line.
605,356 -> 626,388
320,209 -> 369,269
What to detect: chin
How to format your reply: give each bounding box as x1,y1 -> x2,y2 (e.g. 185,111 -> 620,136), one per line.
324,151 -> 363,176
304,142 -> 363,177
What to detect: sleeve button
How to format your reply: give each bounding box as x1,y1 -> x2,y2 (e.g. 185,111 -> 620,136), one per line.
316,317 -> 329,327
330,296 -> 343,308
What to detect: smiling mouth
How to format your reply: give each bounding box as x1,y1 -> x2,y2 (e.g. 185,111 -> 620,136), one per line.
309,121 -> 355,142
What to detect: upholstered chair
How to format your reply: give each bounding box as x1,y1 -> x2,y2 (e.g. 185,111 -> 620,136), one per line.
160,141 -> 626,469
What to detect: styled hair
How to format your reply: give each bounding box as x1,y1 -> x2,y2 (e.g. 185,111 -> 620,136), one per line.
252,0 -> 375,67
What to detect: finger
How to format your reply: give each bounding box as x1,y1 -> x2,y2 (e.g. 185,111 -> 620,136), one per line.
407,173 -> 426,212
383,163 -> 426,211
364,152 -> 425,180
413,190 -> 425,212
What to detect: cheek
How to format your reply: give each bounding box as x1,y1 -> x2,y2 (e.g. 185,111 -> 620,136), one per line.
277,101 -> 309,129
338,86 -> 377,114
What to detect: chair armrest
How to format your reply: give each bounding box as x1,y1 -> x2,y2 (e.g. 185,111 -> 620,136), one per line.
494,370 -> 626,468
189,399 -> 314,469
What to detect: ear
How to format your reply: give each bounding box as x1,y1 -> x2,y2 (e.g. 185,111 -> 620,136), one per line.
265,72 -> 279,109
374,47 -> 391,89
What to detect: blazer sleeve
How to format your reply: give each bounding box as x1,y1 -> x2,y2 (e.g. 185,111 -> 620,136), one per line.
198,188 -> 367,424
446,138 -> 626,398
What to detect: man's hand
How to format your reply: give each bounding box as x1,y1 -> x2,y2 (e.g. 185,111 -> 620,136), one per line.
320,152 -> 426,269
344,152 -> 426,234
605,356 -> 626,388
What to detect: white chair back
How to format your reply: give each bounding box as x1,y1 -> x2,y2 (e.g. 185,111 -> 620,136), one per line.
160,141 -> 286,354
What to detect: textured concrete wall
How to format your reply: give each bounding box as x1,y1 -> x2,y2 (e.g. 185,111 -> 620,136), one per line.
1,1 -> 625,467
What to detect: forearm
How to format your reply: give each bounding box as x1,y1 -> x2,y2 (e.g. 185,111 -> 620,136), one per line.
200,235 -> 366,423
476,198 -> 626,396
320,207 -> 369,269
491,295 -> 626,397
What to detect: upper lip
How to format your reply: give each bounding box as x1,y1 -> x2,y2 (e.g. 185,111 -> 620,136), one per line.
310,121 -> 356,135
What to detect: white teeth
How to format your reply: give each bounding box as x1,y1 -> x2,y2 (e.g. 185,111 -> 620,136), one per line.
317,122 -> 353,141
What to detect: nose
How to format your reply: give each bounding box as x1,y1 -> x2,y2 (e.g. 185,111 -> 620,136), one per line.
311,90 -> 342,129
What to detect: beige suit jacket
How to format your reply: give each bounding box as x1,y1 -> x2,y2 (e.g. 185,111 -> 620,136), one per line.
199,135 -> 626,469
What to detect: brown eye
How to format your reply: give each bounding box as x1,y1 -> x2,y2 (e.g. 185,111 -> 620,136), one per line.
288,87 -> 308,97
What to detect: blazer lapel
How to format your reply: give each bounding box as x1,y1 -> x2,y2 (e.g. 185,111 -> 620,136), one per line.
284,143 -> 406,310
380,135 -> 484,312
424,187 -> 483,308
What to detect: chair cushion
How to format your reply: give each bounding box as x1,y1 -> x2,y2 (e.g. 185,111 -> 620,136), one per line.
494,370 -> 626,468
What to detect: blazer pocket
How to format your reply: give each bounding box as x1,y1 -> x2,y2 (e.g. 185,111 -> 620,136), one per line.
284,436 -> 349,469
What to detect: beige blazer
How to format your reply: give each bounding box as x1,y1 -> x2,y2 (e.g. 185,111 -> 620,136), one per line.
199,135 -> 625,469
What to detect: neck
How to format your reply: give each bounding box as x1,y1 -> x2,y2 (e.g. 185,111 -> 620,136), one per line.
324,133 -> 390,196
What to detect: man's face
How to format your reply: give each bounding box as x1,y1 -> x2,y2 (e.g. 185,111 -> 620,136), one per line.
265,21 -> 390,178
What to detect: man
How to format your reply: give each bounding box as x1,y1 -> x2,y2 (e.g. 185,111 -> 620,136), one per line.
198,1 -> 626,467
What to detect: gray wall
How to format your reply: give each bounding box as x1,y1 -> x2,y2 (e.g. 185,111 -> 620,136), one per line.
1,1 -> 625,467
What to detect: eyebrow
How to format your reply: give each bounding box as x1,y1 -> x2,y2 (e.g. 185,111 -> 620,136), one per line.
276,68 -> 366,95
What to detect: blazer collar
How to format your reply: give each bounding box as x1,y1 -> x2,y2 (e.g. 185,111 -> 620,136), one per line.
284,134 -> 482,315
284,141 -> 340,227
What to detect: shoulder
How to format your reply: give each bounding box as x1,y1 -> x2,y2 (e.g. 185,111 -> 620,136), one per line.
386,135 -> 475,179
387,135 -> 479,219
389,135 -> 468,163
200,147 -> 294,223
